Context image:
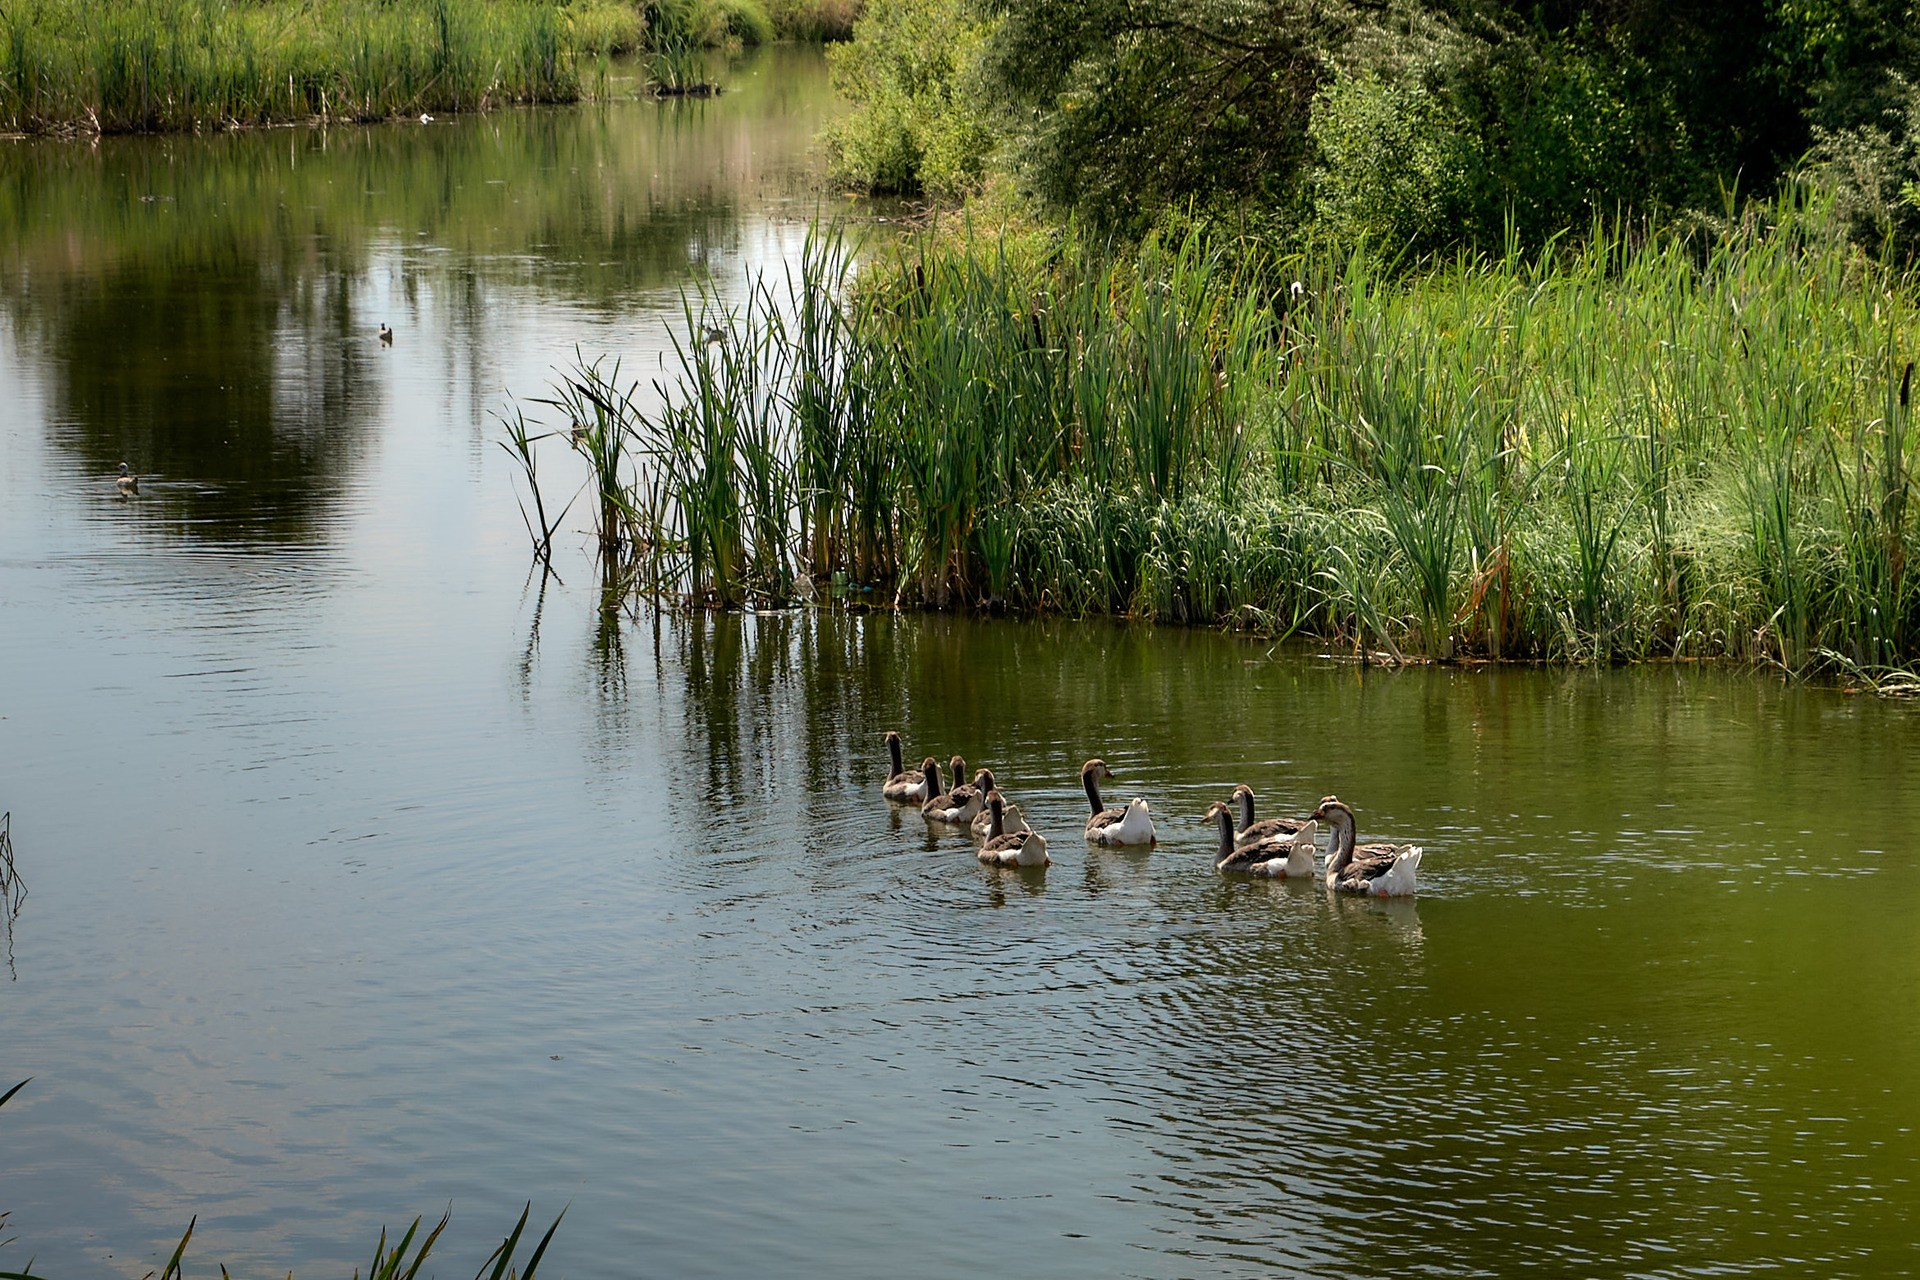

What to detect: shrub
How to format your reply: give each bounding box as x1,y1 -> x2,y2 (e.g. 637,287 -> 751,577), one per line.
824,0 -> 994,196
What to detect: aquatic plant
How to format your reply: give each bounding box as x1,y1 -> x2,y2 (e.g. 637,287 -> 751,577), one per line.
510,192 -> 1920,672
0,0 -> 628,134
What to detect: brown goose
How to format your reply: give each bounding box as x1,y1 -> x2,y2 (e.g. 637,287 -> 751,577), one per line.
923,760 -> 987,825
971,779 -> 1028,837
1205,801 -> 1315,878
978,791 -> 1050,867
1229,784 -> 1316,851
1082,758 -> 1154,845
1313,796 -> 1421,896
882,732 -> 930,803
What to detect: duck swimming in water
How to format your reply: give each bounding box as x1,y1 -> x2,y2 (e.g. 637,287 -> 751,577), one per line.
882,732 -> 931,803
978,791 -> 1049,867
378,323 -> 394,345
1313,796 -> 1421,896
1081,759 -> 1155,846
1205,801 -> 1315,878
116,463 -> 138,496
1228,784 -> 1315,851
922,760 -> 987,825
971,780 -> 1027,838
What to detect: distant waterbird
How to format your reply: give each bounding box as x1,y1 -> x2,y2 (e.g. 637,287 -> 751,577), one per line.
379,323 -> 394,345
116,463 -> 138,496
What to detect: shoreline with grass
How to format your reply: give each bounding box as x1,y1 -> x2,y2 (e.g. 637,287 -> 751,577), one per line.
511,194 -> 1920,682
0,0 -> 856,136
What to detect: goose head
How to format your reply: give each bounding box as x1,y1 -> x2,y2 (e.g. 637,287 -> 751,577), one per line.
1310,796 -> 1354,827
1081,759 -> 1115,783
949,755 -> 967,788
1311,796 -> 1357,869
985,788 -> 1005,835
973,768 -> 996,794
920,757 -> 941,794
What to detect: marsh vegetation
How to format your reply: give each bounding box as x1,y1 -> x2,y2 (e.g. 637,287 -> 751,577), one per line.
514,196 -> 1920,673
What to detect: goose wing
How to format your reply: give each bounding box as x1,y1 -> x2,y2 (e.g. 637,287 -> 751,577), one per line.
1339,842 -> 1413,886
979,831 -> 1030,861
1084,806 -> 1127,836
882,770 -> 925,801
1218,835 -> 1296,872
1236,816 -> 1310,848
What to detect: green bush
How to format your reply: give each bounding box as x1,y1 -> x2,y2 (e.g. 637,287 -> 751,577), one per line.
1308,69 -> 1472,255
824,0 -> 994,196
1813,72 -> 1920,261
763,0 -> 861,42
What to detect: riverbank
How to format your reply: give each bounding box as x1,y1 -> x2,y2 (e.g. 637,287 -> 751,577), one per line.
520,192 -> 1920,674
0,0 -> 856,135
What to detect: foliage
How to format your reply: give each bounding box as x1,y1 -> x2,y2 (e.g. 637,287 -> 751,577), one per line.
823,0 -> 994,195
512,196 -> 1920,671
854,0 -> 1920,251
0,0 -> 611,133
763,0 -> 863,41
978,0 -> 1347,235
1813,72 -> 1920,260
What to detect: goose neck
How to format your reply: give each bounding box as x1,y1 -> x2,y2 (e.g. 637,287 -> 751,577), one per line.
1324,805 -> 1356,872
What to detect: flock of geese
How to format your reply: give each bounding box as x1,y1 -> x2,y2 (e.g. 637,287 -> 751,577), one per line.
883,731 -> 1423,895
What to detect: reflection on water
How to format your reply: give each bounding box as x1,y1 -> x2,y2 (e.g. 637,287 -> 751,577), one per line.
4,43 -> 1920,1280
0,46 -> 841,549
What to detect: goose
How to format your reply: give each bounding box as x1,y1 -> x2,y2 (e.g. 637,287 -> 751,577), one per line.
1205,801 -> 1315,877
116,463 -> 138,496
1313,796 -> 1421,896
922,760 -> 986,825
1229,784 -> 1316,851
978,791 -> 1049,867
378,323 -> 394,345
971,780 -> 1028,838
882,732 -> 930,803
1081,759 -> 1155,846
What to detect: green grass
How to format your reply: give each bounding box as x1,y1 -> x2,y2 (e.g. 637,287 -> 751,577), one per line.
510,190 -> 1920,673
0,0 -> 650,134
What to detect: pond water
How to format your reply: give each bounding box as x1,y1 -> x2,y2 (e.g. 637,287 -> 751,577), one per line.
4,44 -> 1920,1280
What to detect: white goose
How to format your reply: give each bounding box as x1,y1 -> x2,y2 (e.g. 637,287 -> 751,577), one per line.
1205,801 -> 1315,878
882,732 -> 930,803
1081,759 -> 1155,846
978,791 -> 1050,867
1229,784 -> 1315,851
1313,796 -> 1421,896
923,759 -> 988,826
967,770 -> 1027,837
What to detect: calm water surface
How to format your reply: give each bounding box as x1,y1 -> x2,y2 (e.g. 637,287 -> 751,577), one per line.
4,47 -> 1920,1280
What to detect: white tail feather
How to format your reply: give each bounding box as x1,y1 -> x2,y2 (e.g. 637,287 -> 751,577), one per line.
1373,847 -> 1422,897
